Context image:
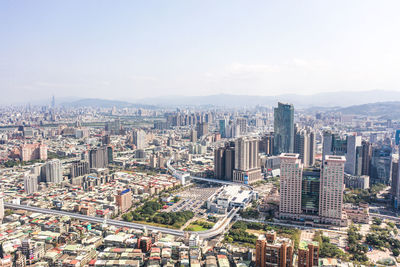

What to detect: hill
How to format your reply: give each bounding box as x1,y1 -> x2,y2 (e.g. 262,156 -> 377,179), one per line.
335,101 -> 400,119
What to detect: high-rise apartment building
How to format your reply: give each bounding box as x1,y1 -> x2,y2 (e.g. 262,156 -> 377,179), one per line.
44,159 -> 63,184
274,103 -> 294,155
196,122 -> 208,139
279,153 -> 303,220
133,129 -> 147,149
319,155 -> 346,225
69,160 -> 89,178
190,129 -> 198,143
115,189 -> 132,213
298,241 -> 319,267
24,174 -> 38,195
0,191 -> 4,223
89,146 -> 112,169
256,231 -> 293,267
236,118 -> 247,135
20,143 -> 48,162
232,137 -> 261,184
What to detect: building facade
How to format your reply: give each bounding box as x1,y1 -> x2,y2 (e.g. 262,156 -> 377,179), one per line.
279,153 -> 303,220
273,103 -> 294,155
318,155 -> 346,226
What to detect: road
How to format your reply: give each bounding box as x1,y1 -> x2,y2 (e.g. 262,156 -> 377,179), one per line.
237,217 -> 348,235
370,212 -> 400,222
5,203 -> 237,239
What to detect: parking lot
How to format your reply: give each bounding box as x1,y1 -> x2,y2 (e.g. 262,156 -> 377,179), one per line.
162,185 -> 219,214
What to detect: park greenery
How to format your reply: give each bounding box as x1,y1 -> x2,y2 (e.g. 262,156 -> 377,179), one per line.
122,200 -> 194,228
225,221 -> 300,249
184,220 -> 215,231
239,207 -> 260,219
313,231 -> 348,260
344,183 -> 387,204
347,225 -> 368,263
366,222 -> 400,257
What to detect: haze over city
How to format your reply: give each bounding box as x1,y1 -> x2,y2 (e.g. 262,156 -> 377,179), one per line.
2,0 -> 400,104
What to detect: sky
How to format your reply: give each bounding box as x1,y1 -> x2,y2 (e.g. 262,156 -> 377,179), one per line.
1,0 -> 400,104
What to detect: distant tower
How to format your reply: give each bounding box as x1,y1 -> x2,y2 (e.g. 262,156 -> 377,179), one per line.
51,95 -> 55,109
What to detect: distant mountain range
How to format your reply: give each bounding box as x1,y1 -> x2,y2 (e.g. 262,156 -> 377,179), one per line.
61,98 -> 157,109
333,101 -> 400,119
137,90 -> 400,108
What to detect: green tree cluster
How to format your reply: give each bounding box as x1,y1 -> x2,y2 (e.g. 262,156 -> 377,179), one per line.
344,183 -> 386,204
366,224 -> 400,256
122,200 -> 194,228
347,225 -> 368,263
229,221 -> 300,249
239,208 -> 260,219
313,231 -> 347,260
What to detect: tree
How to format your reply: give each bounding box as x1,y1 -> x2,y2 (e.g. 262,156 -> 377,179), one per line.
393,248 -> 400,257
373,217 -> 382,226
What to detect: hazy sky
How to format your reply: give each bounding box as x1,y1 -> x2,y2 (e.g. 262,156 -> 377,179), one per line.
1,0 -> 400,104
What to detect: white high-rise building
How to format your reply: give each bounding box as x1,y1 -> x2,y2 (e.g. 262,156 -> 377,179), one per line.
45,159 -> 63,184
319,155 -> 346,225
24,173 -> 38,195
345,135 -> 362,175
0,191 -> 4,223
133,129 -> 147,149
279,153 -> 303,220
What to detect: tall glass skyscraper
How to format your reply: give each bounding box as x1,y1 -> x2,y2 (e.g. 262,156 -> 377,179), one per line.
273,102 -> 294,154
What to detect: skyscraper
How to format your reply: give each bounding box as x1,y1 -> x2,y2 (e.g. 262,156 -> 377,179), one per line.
279,153 -> 303,220
361,140 -> 372,176
196,122 -> 208,139
259,132 -> 274,156
219,119 -> 227,138
0,191 -> 4,223
44,159 -> 63,184
294,127 -> 310,167
273,102 -> 294,155
69,160 -> 89,178
319,155 -> 346,226
214,141 -> 235,181
190,129 -> 197,143
236,118 -> 247,135
370,144 -> 392,184
214,147 -> 226,180
232,137 -> 261,184
391,154 -> 400,209
24,173 -> 38,195
322,131 -> 361,176
89,146 -> 110,169
345,135 -> 362,175
133,129 -> 147,149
